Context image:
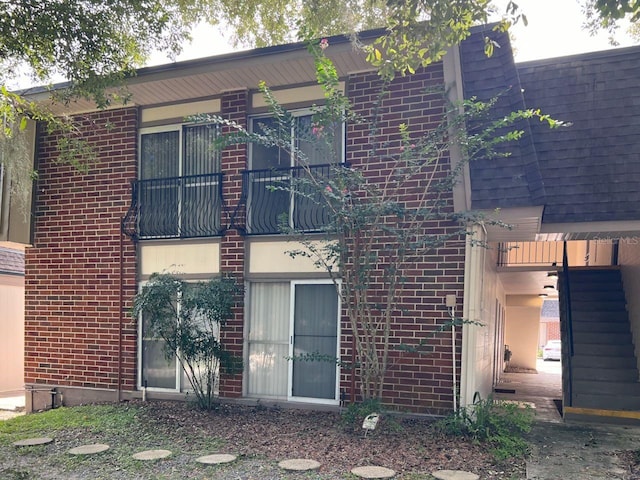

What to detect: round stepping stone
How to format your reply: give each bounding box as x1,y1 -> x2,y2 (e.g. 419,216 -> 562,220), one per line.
132,449 -> 172,460
196,453 -> 237,464
68,444 -> 110,455
13,437 -> 53,447
432,470 -> 479,480
351,466 -> 396,478
278,458 -> 321,471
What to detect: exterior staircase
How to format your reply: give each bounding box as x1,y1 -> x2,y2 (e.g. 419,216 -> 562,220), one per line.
558,267 -> 640,420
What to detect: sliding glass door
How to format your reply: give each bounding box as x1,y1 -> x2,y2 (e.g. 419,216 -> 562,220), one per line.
247,281 -> 340,404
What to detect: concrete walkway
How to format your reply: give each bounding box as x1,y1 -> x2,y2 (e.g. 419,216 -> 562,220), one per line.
526,420 -> 640,479
0,394 -> 25,420
494,359 -> 640,479
494,359 -> 563,423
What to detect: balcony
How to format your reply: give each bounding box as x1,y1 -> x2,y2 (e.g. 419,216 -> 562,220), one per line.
241,164 -> 334,235
498,240 -> 617,269
123,173 -> 224,241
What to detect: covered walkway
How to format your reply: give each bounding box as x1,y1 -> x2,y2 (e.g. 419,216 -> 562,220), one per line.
493,359 -> 562,423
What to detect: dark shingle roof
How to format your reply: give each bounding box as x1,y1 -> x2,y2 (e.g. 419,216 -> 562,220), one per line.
517,47 -> 640,224
541,299 -> 559,319
0,247 -> 25,275
460,25 -> 544,210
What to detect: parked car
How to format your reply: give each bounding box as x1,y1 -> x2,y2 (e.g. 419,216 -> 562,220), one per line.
542,340 -> 562,361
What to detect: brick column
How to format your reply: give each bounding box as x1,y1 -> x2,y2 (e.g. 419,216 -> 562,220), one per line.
218,90 -> 248,397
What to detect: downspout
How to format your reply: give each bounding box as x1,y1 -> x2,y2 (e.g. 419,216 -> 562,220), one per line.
117,228 -> 123,402
449,302 -> 457,412
350,336 -> 356,404
460,224 -> 484,408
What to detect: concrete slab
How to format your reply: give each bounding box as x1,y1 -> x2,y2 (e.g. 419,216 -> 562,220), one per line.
0,395 -> 25,411
196,453 -> 237,464
278,458 -> 321,471
0,410 -> 25,421
132,449 -> 172,460
494,360 -> 562,423
432,470 -> 479,480
68,444 -> 110,455
13,437 -> 53,447
526,421 -> 640,479
351,466 -> 395,478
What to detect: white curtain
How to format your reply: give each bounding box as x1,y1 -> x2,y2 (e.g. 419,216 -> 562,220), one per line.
247,282 -> 290,397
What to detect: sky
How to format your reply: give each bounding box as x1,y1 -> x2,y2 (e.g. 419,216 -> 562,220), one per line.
147,0 -> 638,67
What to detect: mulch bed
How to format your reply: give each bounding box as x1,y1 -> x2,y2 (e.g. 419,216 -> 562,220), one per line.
136,401 -> 525,479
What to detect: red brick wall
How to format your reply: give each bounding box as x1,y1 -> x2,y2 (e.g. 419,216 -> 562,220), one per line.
342,66 -> 465,414
218,90 -> 248,397
25,108 -> 138,392
25,65 -> 464,414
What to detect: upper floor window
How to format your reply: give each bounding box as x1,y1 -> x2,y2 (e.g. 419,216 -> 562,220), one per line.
137,123 -> 223,239
245,112 -> 344,235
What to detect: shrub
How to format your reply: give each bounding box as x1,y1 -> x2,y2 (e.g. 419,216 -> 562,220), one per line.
131,273 -> 243,410
436,393 -> 533,462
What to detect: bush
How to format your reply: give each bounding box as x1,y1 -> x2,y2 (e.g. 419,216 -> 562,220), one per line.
340,398 -> 383,432
131,273 -> 243,410
436,393 -> 533,462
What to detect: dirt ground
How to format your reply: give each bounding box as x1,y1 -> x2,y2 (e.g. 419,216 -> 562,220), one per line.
0,401 -> 527,479
135,402 -> 526,478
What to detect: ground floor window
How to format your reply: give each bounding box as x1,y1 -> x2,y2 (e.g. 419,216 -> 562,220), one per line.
247,280 -> 340,404
137,291 -> 218,393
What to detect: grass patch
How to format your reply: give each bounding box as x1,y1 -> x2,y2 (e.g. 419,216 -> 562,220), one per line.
0,403 -> 227,479
0,404 -> 139,443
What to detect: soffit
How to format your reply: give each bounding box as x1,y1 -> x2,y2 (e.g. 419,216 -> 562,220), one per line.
25,38 -> 375,115
499,270 -> 558,296
537,220 -> 640,241
481,206 -> 544,242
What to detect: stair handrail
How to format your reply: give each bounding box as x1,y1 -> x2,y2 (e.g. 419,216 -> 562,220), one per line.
562,240 -> 573,407
562,241 -> 574,356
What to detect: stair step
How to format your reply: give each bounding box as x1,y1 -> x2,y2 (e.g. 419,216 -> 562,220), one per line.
572,321 -> 630,333
571,311 -> 629,322
573,332 -> 633,345
568,269 -> 620,277
572,392 -> 640,411
573,343 -> 635,357
570,291 -> 626,301
566,282 -> 623,291
572,355 -> 638,369
571,300 -> 626,312
572,367 -> 639,382
573,380 -> 640,395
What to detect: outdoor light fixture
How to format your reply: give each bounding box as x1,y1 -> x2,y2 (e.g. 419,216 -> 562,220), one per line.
543,284 -> 555,290
538,293 -> 548,298
547,271 -> 558,278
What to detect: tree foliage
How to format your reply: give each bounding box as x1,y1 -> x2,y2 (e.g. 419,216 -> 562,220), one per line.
583,0 -> 640,40
131,273 -> 243,410
0,0 -> 200,102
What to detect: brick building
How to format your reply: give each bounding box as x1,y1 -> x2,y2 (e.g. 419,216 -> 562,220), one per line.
19,25 -> 640,421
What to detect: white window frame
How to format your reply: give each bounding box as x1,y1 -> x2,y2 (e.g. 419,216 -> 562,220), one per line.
244,279 -> 341,405
247,110 -> 345,233
137,281 -> 219,394
136,280 -> 181,392
138,123 -> 220,238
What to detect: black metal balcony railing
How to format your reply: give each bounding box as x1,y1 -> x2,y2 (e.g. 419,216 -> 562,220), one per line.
123,173 -> 224,241
241,164 -> 334,235
497,241 -> 563,267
